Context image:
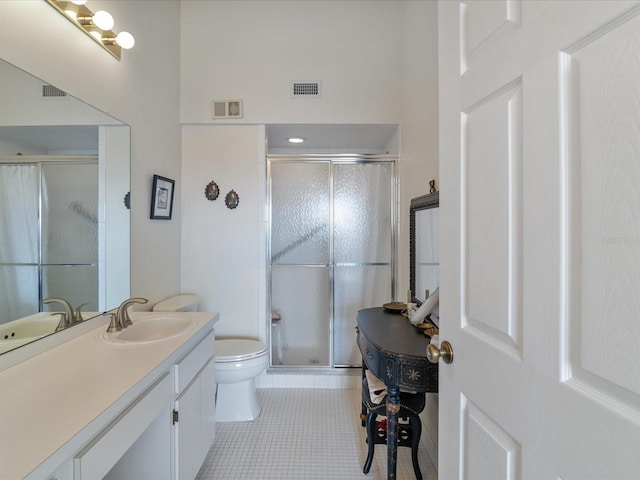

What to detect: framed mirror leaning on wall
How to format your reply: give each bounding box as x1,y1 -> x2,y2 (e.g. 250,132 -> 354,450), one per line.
0,58 -> 130,355
409,192 -> 439,317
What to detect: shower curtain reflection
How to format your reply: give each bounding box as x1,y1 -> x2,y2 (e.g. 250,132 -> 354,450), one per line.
0,165 -> 39,322
0,160 -> 98,326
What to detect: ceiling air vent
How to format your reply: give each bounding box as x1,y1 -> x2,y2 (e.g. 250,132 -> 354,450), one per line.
211,99 -> 243,119
42,84 -> 68,98
291,81 -> 321,97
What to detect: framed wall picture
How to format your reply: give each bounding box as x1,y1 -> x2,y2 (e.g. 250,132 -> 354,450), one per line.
150,174 -> 175,220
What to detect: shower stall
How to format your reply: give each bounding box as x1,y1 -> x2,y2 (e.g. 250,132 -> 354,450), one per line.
268,155 -> 396,368
0,157 -> 98,324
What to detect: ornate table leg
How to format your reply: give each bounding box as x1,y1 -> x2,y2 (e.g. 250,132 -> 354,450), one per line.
361,364 -> 367,426
386,385 -> 400,480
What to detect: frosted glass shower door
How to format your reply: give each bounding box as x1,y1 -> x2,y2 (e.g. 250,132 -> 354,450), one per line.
269,158 -> 395,368
333,162 -> 393,366
270,162 -> 331,366
41,163 -> 98,311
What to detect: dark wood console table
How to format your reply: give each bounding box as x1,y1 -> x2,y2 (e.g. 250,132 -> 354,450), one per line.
356,307 -> 438,480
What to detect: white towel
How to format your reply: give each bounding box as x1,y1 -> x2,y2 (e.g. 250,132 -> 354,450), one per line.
410,287 -> 439,325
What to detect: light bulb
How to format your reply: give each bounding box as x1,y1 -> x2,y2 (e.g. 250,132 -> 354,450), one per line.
288,137 -> 304,144
71,0 -> 87,4
115,31 -> 135,49
92,10 -> 114,30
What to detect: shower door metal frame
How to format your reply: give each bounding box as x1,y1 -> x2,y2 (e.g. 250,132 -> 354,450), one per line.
266,154 -> 398,369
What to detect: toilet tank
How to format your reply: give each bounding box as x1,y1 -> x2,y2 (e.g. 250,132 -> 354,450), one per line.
152,294 -> 198,312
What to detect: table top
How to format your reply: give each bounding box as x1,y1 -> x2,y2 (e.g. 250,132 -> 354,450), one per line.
357,307 -> 431,358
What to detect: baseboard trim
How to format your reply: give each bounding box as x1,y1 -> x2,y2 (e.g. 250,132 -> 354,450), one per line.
256,371 -> 360,389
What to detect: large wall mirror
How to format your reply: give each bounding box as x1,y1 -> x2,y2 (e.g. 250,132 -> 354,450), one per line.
0,58 -> 130,355
410,192 -> 439,304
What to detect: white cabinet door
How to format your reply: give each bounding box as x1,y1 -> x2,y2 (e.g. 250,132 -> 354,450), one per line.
175,377 -> 202,480
199,359 -> 216,463
438,1 -> 640,478
174,358 -> 216,480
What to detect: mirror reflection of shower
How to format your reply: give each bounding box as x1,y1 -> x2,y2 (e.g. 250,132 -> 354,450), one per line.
0,159 -> 98,326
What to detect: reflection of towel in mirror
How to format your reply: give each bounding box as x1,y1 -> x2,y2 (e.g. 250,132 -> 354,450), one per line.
410,287 -> 439,325
365,370 -> 387,404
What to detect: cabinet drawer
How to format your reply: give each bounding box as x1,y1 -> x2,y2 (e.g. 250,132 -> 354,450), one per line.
357,331 -> 380,375
74,372 -> 172,480
174,330 -> 214,394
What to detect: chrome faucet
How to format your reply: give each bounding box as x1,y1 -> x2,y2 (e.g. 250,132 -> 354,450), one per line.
115,297 -> 148,330
43,297 -> 74,330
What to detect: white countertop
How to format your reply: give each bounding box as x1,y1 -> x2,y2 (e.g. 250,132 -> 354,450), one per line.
0,311 -> 218,480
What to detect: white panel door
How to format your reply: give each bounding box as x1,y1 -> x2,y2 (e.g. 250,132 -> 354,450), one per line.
438,1 -> 640,478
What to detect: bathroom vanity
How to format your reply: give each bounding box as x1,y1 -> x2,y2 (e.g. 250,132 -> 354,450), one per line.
0,311 -> 219,480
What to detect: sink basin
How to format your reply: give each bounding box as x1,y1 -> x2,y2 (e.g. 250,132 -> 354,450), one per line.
99,313 -> 196,345
0,313 -> 60,340
0,313 -> 64,353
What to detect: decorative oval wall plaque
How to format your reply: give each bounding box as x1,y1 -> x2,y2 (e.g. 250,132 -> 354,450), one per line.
225,190 -> 239,209
204,181 -> 220,201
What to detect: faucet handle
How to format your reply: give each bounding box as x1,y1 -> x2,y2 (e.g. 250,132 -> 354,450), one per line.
74,303 -> 88,323
106,313 -> 121,333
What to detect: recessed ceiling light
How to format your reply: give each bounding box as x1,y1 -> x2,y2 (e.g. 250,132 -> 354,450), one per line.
288,137 -> 304,144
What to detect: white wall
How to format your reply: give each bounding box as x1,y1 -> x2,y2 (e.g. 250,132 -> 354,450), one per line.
179,0 -> 438,334
0,0 -> 182,307
180,0 -> 403,124
398,0 -> 440,296
399,1 -> 440,467
180,124 -> 265,339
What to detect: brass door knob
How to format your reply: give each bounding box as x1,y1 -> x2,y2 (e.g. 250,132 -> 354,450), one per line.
427,340 -> 454,364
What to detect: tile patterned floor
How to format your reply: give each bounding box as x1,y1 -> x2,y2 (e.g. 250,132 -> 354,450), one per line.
196,388 -> 437,480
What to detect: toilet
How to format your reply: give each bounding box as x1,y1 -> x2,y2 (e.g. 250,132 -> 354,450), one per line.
153,295 -> 269,422
214,339 -> 268,422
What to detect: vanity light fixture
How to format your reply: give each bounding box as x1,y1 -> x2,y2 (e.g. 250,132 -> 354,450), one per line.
288,137 -> 305,144
46,0 -> 135,60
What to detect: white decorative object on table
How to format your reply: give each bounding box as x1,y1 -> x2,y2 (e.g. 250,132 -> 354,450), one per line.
409,287 -> 439,325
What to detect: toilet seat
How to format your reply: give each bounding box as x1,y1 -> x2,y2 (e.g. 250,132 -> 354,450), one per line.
215,339 -> 268,363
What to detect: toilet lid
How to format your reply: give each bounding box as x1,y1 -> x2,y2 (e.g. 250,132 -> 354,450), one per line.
215,339 -> 268,362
